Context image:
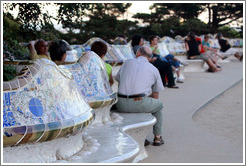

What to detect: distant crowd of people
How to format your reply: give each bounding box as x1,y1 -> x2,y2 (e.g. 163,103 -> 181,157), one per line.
26,31 -> 243,147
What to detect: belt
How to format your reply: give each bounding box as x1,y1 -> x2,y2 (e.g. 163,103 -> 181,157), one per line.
118,93 -> 145,98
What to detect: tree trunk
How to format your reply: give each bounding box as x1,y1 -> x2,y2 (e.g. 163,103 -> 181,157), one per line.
212,5 -> 219,30
207,4 -> 211,26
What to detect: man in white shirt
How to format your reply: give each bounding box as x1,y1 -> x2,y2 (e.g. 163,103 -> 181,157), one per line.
115,46 -> 165,146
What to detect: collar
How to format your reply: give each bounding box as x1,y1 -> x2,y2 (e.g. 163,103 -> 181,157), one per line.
137,56 -> 149,62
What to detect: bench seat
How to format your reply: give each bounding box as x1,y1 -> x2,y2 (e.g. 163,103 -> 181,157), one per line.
183,59 -> 205,72
54,113 -> 156,163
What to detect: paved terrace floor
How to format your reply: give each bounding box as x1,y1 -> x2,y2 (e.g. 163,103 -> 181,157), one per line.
137,60 -> 244,163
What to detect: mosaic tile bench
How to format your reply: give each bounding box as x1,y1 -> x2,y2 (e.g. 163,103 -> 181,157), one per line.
3,58 -> 95,162
105,45 -> 135,66
58,51 -> 118,125
71,37 -> 135,66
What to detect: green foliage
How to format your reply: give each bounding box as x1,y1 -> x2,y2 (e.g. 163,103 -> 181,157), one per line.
218,26 -> 242,38
147,3 -> 205,21
181,18 -> 211,36
3,65 -> 17,81
3,15 -> 30,60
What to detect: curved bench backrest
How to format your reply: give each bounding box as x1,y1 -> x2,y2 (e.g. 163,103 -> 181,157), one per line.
61,51 -> 116,108
105,45 -> 135,64
229,38 -> 243,47
70,37 -> 111,61
3,58 -> 94,146
161,36 -> 175,43
165,42 -> 187,55
209,39 -> 220,49
174,35 -> 184,43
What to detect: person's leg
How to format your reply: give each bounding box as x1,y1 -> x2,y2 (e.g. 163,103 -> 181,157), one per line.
196,54 -> 221,72
163,62 -> 177,87
116,97 -> 164,136
172,60 -> 183,83
207,53 -> 219,66
152,60 -> 167,86
153,59 -> 178,88
164,54 -> 174,61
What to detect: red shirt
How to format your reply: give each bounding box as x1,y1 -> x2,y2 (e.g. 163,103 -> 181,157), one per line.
196,37 -> 205,54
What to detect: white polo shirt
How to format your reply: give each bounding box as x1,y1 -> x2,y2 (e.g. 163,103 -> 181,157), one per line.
115,56 -> 164,96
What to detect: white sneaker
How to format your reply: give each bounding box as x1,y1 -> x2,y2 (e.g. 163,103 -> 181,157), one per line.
176,77 -> 184,83
180,60 -> 188,66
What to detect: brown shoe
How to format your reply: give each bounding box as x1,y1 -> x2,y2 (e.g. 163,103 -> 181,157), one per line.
153,136 -> 164,146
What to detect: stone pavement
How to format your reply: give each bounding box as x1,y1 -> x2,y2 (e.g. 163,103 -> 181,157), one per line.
138,60 -> 244,163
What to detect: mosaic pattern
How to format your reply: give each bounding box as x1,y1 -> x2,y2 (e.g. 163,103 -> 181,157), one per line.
228,39 -> 243,47
70,37 -> 111,61
61,51 -> 117,109
174,35 -> 184,43
161,36 -> 175,43
208,39 -> 221,49
113,37 -> 128,45
105,45 -> 135,65
71,37 -> 135,65
165,42 -> 187,56
3,59 -> 95,147
65,50 -> 79,62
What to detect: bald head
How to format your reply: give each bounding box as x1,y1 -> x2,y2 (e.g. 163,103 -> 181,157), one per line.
136,46 -> 153,58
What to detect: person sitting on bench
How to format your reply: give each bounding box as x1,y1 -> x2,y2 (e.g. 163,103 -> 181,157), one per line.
115,45 -> 165,146
216,33 -> 243,62
91,41 -> 114,86
131,34 -> 179,88
185,33 -> 221,72
149,35 -> 184,83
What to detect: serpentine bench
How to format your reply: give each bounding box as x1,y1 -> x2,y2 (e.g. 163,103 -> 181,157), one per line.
3,58 -> 95,162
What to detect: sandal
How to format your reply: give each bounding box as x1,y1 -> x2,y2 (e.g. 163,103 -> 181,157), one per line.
206,68 -> 214,73
153,136 -> 164,146
167,85 -> 179,89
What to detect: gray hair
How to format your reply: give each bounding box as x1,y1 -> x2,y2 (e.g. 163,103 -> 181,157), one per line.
137,46 -> 152,58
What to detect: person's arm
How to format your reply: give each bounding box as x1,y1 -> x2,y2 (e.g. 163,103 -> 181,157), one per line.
109,72 -> 114,86
203,45 -> 217,52
149,57 -> 157,63
152,45 -> 158,54
185,42 -> 189,51
198,43 -> 201,52
28,40 -> 38,60
149,92 -> 159,99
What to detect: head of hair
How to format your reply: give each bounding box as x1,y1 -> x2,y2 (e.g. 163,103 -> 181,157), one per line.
216,33 -> 222,39
34,39 -> 47,54
204,34 -> 209,39
187,34 -> 196,43
188,31 -> 196,37
91,41 -> 108,57
131,34 -> 142,47
137,46 -> 152,58
49,40 -> 68,61
117,34 -> 126,39
148,35 -> 157,43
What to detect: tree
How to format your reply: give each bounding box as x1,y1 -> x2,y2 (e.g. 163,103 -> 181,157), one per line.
150,3 -> 205,21
206,3 -> 243,29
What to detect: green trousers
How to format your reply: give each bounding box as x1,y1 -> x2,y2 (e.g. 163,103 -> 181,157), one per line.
115,97 -> 164,135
